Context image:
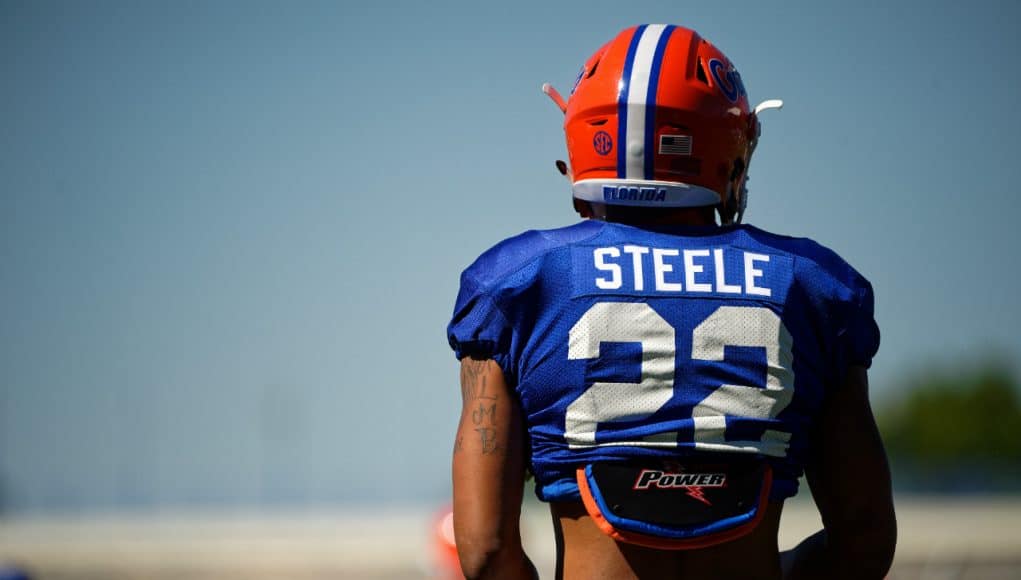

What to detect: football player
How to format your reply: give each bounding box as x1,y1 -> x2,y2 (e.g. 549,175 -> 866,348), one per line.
448,24 -> 896,579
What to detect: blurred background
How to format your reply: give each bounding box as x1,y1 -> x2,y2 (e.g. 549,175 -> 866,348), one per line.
1,0 -> 1019,578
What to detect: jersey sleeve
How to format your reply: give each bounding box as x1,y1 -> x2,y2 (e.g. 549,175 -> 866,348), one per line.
447,270 -> 513,368
837,277 -> 880,369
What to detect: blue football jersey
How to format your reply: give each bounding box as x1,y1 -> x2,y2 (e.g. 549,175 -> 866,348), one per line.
447,221 -> 879,502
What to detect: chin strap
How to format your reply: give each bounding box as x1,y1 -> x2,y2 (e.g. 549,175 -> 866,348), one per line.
718,185 -> 742,225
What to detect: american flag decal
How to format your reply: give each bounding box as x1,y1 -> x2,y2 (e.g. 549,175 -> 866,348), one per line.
659,134 -> 692,155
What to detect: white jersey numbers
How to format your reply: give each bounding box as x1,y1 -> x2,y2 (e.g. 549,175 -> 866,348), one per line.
564,302 -> 796,457
691,306 -> 795,456
565,303 -> 676,447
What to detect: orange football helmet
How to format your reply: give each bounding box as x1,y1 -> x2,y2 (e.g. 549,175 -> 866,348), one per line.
544,25 -> 782,223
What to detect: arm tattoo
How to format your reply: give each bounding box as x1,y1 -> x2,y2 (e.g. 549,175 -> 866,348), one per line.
460,359 -> 497,402
472,402 -> 496,426
460,359 -> 505,455
475,427 -> 501,455
453,435 -> 464,454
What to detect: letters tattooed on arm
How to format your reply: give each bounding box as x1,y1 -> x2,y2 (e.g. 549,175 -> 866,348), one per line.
458,359 -> 506,455
475,427 -> 501,455
460,358 -> 497,402
472,402 -> 496,425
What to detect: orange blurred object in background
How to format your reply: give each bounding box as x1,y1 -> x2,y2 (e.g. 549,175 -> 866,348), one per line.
430,504 -> 461,579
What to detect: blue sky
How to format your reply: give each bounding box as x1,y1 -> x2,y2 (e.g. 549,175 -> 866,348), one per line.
1,0 -> 1019,510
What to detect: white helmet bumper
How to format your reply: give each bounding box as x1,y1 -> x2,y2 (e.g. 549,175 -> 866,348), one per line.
572,179 -> 721,208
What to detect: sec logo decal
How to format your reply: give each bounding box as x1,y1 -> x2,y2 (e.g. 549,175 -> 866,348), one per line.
593,131 -> 613,156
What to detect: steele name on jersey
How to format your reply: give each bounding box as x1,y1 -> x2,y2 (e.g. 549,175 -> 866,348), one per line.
590,245 -> 773,297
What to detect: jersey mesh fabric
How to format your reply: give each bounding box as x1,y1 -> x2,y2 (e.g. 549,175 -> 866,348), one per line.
447,221 -> 879,502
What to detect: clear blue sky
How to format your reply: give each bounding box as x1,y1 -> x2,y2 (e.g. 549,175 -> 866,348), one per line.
1,0 -> 1019,511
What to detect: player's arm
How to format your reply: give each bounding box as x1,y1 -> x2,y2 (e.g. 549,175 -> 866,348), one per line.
782,365 -> 896,579
452,357 -> 537,580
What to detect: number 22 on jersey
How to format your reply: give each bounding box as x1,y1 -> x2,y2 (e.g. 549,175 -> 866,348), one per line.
564,302 -> 795,457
